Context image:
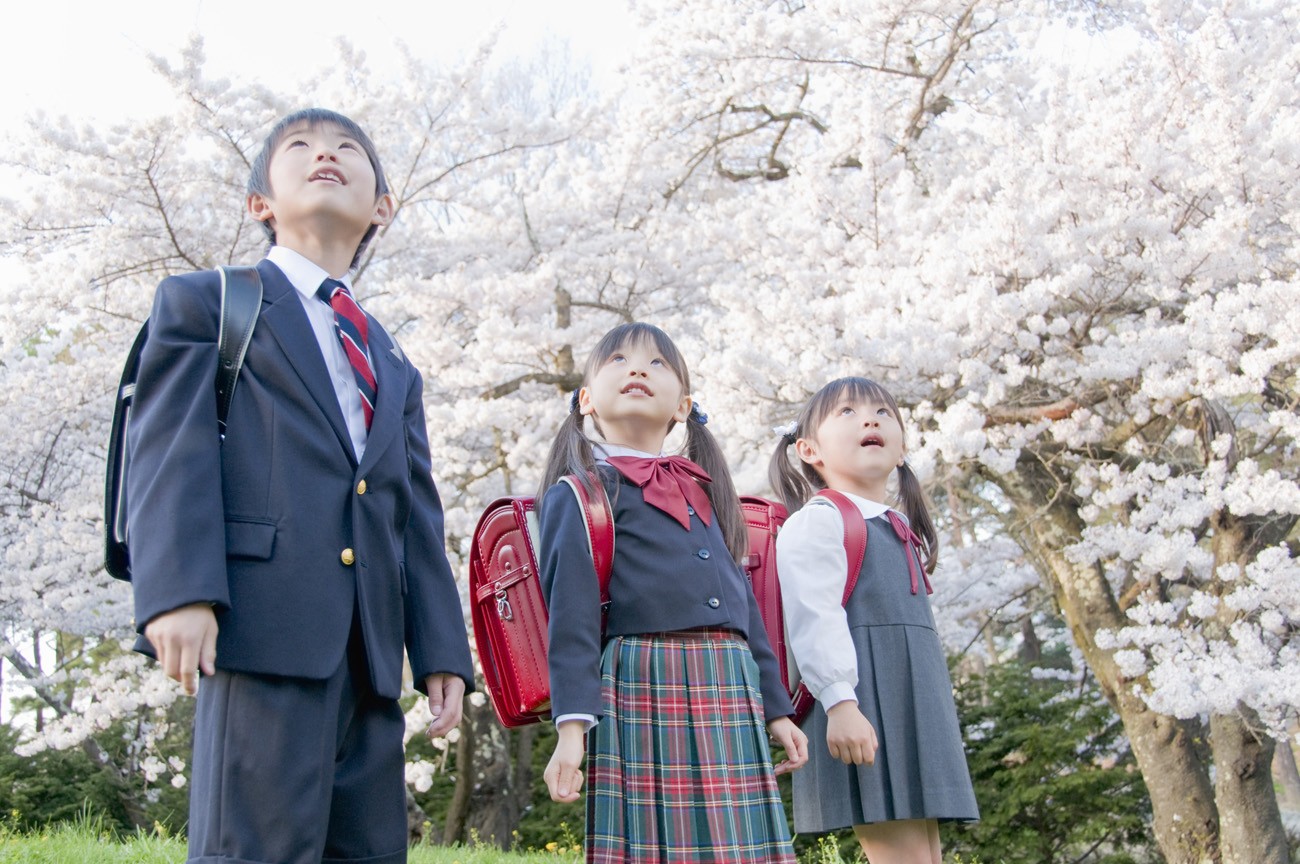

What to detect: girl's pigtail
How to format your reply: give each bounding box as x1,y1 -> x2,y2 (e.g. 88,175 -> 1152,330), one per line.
683,410 -> 748,563
537,399 -> 599,500
768,431 -> 816,515
896,461 -> 939,573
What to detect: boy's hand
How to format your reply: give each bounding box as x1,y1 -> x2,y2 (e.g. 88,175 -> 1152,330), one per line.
825,701 -> 878,765
544,721 -> 587,803
768,716 -> 809,775
424,673 -> 466,739
143,603 -> 218,696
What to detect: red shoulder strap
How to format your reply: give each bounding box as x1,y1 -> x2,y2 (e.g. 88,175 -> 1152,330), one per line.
559,474 -> 616,607
813,489 -> 868,605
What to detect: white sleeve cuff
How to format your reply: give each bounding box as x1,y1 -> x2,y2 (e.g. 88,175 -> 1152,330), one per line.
554,713 -> 597,730
815,682 -> 859,710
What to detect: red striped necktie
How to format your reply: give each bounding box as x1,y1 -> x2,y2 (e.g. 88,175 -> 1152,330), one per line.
317,278 -> 377,430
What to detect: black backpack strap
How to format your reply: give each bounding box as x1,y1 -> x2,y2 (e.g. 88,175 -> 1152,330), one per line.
215,265 -> 263,435
104,265 -> 263,581
104,322 -> 151,579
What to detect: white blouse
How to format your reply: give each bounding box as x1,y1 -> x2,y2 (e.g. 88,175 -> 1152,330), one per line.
775,490 -> 892,710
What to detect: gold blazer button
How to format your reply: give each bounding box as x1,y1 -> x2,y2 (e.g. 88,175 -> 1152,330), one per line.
356,479 -> 367,495
341,548 -> 356,566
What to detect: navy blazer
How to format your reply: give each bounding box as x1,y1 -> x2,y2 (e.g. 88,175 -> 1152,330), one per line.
126,260 -> 473,700
538,468 -> 794,721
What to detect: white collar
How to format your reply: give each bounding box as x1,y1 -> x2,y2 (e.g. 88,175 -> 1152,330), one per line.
593,442 -> 665,462
267,245 -> 354,302
817,488 -> 893,520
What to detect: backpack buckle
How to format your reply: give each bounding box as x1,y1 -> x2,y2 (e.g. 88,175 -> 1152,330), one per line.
495,589 -> 513,621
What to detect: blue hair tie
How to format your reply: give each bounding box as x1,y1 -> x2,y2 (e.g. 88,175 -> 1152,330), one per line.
689,402 -> 708,426
568,388 -> 581,414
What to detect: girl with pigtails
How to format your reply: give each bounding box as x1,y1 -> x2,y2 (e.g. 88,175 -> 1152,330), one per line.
771,376 -> 978,864
537,322 -> 807,864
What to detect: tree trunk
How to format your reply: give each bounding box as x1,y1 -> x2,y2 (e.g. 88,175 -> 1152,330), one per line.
33,630 -> 43,732
1274,725 -> 1300,812
1018,615 -> 1042,664
1205,513 -> 1292,862
1109,685 -> 1219,863
459,700 -> 538,848
995,462 -> 1222,862
443,696 -> 475,845
406,787 -> 429,846
1210,710 -> 1290,864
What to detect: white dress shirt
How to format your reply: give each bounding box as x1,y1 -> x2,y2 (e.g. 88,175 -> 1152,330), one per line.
266,246 -> 369,461
775,490 -> 892,710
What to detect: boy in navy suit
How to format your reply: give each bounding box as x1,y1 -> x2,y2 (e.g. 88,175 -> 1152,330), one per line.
128,108 -> 473,864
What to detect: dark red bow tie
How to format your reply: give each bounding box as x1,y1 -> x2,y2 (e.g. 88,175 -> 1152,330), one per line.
605,455 -> 713,531
886,510 -> 933,595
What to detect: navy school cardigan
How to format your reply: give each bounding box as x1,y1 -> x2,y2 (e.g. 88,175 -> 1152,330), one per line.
537,467 -> 795,722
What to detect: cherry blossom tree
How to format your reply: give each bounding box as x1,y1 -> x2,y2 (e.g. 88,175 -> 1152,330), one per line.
596,1 -> 1296,861
2,1 -> 1296,860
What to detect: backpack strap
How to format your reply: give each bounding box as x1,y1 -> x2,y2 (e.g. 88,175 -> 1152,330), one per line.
559,474 -> 616,617
215,265 -> 263,437
812,489 -> 868,604
104,323 -> 151,578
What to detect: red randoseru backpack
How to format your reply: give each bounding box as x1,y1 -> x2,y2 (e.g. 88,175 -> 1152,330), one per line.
469,476 -> 614,728
740,489 -> 867,724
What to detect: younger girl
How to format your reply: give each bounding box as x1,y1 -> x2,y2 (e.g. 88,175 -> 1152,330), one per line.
538,322 -> 807,864
771,377 -> 978,864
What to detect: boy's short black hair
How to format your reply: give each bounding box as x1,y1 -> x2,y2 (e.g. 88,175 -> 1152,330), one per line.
248,108 -> 390,271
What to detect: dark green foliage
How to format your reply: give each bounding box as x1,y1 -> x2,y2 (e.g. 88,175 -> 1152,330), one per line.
0,725 -> 133,832
945,661 -> 1156,864
0,703 -> 192,836
513,721 -> 581,851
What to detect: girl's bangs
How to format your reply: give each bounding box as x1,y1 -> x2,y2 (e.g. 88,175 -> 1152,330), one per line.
804,377 -> 897,431
586,323 -> 689,387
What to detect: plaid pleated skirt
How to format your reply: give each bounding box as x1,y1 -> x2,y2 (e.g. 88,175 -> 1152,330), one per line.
585,628 -> 796,864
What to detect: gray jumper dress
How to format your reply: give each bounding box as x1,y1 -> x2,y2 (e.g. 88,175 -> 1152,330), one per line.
792,513 -> 980,831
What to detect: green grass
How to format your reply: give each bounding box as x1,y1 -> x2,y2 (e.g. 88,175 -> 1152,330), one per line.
0,819 -> 581,864
0,816 -> 886,863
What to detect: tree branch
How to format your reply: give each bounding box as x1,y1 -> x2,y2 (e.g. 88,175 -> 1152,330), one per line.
481,371 -> 582,401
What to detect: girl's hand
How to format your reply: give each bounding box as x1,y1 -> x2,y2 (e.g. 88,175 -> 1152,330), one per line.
825,701 -> 878,765
768,716 -> 809,775
544,721 -> 587,803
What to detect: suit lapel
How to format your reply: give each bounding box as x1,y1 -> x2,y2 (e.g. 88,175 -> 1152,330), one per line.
358,319 -> 406,475
255,260 -> 357,465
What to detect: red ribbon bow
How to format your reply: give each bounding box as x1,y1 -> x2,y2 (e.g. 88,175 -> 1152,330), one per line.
605,455 -> 713,531
886,510 -> 933,595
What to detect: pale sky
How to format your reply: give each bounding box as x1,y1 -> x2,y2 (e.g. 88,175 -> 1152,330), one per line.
1,0 -> 634,134
0,0 -> 634,287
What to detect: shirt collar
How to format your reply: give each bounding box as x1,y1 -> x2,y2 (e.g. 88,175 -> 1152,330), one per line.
593,442 -> 664,462
266,245 -> 354,302
835,489 -> 894,520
